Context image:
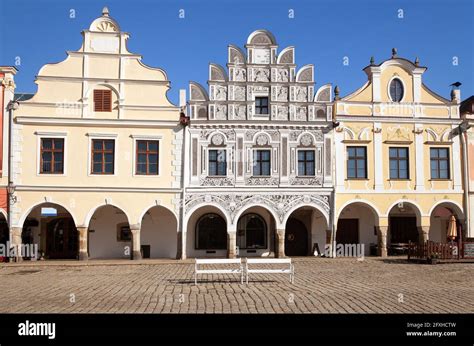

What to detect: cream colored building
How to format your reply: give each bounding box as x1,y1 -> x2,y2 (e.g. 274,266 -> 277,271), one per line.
333,50 -> 464,256
11,8 -> 183,260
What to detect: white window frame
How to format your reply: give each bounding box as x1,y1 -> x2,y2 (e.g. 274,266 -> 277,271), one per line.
87,133 -> 118,177
207,148 -> 228,177
252,148 -> 272,177
387,76 -> 406,103
296,148 -> 316,177
253,92 -> 270,117
35,132 -> 68,177
131,135 -> 162,177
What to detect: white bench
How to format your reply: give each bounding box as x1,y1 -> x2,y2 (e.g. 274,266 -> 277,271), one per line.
245,258 -> 294,284
194,258 -> 244,285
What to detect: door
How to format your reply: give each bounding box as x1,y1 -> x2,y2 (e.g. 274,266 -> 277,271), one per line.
336,219 -> 359,245
46,218 -> 78,259
389,217 -> 418,244
285,218 -> 308,256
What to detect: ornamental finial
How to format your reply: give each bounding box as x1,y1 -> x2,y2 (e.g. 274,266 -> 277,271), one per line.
334,86 -> 340,101
102,6 -> 109,17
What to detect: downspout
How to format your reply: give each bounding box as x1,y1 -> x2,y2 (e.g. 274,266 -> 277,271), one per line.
179,104 -> 190,259
460,125 -> 470,239
6,100 -> 18,253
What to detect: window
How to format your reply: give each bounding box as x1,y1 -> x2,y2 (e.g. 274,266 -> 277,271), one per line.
117,224 -> 131,242
93,89 -> 112,112
389,78 -> 404,102
208,150 -> 226,176
40,138 -> 64,174
389,147 -> 409,179
430,148 -> 450,179
347,147 -> 367,179
91,139 -> 114,174
237,214 -> 267,249
136,140 -> 159,175
255,97 -> 269,115
195,213 -> 227,250
298,150 -> 315,176
253,150 -> 271,176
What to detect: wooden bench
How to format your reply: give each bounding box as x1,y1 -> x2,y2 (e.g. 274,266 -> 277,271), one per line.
245,258 -> 294,284
194,258 -> 244,285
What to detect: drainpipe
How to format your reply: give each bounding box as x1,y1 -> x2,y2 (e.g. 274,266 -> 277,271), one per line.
178,91 -> 190,260
6,100 -> 19,252
459,121 -> 471,239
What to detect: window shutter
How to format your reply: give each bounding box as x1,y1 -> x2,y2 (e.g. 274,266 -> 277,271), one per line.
103,90 -> 112,111
94,89 -> 112,112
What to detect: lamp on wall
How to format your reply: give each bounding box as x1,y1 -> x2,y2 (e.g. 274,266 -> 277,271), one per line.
7,183 -> 17,204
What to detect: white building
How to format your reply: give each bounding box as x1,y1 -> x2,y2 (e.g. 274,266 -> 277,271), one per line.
184,30 -> 334,259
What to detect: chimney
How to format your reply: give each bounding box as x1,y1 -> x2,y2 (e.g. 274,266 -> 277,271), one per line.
451,89 -> 461,103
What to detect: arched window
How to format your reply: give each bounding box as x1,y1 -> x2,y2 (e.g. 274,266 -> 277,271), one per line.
195,213 -> 227,250
389,78 -> 404,102
237,213 -> 267,249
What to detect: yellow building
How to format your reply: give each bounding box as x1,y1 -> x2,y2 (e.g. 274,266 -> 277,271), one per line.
333,50 -> 464,257
10,8 -> 183,260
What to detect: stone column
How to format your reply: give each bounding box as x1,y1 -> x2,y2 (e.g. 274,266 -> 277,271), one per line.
325,229 -> 332,257
10,227 -> 22,262
77,226 -> 88,261
227,232 -> 236,259
419,226 -> 430,244
377,226 -> 388,257
130,224 -> 142,260
275,229 -> 285,258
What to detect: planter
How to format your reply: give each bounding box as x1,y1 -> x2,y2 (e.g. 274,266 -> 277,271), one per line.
428,258 -> 439,265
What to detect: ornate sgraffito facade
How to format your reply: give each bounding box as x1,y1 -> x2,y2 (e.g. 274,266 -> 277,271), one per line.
10,8 -> 183,261
334,50 -> 465,257
185,30 -> 334,259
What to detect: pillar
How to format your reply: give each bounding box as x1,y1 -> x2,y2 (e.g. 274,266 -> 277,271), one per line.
227,232 -> 236,259
276,229 -> 285,258
10,226 -> 22,262
377,226 -> 388,257
325,229 -> 332,257
130,224 -> 142,260
419,226 -> 430,244
77,226 -> 88,261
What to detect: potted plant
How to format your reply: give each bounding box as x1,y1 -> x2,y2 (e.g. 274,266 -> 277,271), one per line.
428,252 -> 440,264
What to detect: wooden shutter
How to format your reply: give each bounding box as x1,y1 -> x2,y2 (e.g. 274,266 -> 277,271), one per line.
94,89 -> 112,112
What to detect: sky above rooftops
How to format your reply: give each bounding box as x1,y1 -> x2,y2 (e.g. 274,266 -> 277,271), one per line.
0,0 -> 472,105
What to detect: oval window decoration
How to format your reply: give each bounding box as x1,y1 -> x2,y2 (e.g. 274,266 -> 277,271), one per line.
389,78 -> 404,102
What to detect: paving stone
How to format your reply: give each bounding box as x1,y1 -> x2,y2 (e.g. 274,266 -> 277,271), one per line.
0,257 -> 472,313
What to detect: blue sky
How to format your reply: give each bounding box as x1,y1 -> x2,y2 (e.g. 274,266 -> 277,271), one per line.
1,0 -> 472,104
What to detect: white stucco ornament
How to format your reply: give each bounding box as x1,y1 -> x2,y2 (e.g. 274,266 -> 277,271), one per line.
300,134 -> 313,146
211,134 -> 224,146
256,134 -> 269,146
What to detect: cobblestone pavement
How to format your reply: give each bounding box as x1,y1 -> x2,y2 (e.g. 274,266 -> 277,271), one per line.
0,257 -> 472,313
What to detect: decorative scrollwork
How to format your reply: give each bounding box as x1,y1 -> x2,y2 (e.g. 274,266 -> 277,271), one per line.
199,176 -> 235,186
185,193 -> 331,224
